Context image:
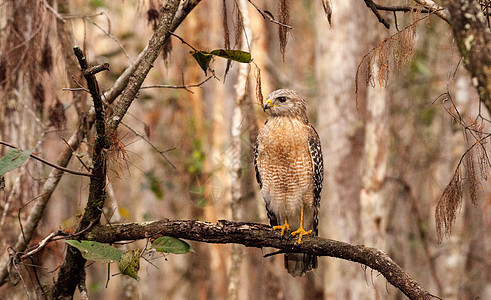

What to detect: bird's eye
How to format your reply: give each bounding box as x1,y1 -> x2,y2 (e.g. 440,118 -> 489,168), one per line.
277,97 -> 286,103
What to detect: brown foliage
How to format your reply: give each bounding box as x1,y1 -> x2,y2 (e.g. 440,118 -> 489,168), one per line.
356,6 -> 422,101
278,0 -> 291,59
435,167 -> 463,241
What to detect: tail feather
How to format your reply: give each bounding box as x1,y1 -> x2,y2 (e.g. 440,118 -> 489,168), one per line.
284,253 -> 318,277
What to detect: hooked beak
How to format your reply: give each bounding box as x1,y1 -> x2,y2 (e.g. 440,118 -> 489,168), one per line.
263,98 -> 272,111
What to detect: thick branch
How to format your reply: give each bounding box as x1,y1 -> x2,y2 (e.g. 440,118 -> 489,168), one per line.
52,48 -> 109,299
83,219 -> 439,300
443,0 -> 491,110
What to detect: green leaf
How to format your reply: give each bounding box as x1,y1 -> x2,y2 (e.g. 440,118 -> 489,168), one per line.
118,249 -> 140,280
65,240 -> 124,263
151,236 -> 193,254
209,49 -> 252,63
0,149 -> 34,176
192,51 -> 213,75
191,49 -> 252,75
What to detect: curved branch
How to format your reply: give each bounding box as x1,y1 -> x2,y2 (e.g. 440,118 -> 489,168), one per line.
84,219 -> 439,300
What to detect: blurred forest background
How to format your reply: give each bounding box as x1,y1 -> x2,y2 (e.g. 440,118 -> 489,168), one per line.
0,0 -> 490,299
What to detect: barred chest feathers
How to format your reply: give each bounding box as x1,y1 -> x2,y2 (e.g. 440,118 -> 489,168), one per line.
256,116 -> 314,217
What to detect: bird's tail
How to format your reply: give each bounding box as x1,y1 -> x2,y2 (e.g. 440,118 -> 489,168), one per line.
284,253 -> 318,277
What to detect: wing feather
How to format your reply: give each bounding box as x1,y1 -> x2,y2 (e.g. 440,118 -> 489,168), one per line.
307,124 -> 324,236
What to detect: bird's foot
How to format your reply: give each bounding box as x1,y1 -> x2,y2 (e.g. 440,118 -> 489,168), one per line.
291,226 -> 312,244
273,220 -> 291,236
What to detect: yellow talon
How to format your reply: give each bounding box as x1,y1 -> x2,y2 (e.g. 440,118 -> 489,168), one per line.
273,217 -> 290,236
290,206 -> 312,244
291,226 -> 312,244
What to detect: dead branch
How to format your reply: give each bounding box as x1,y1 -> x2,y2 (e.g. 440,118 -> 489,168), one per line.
247,0 -> 293,29
52,47 -> 110,299
364,0 -> 391,28
83,219 -> 440,300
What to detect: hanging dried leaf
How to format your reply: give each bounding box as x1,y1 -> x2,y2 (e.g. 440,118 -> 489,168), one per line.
147,3 -> 160,30
234,2 -> 244,49
255,66 -> 263,106
435,167 -> 463,242
321,0 -> 332,26
162,37 -> 172,63
278,0 -> 291,59
223,0 -> 230,50
376,38 -> 390,88
223,0 -> 232,78
465,147 -> 478,205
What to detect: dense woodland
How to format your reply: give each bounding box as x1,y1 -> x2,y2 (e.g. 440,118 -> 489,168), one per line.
0,0 -> 490,299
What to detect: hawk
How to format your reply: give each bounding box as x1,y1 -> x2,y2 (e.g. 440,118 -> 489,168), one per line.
254,89 -> 324,277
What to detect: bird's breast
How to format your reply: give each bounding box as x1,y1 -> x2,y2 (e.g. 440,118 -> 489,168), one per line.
256,117 -> 314,212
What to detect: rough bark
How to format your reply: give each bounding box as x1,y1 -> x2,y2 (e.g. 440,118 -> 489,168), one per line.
443,0 -> 491,108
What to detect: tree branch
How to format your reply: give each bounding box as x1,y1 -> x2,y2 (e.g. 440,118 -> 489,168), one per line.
364,0 -> 391,29
52,47 -> 109,299
443,0 -> 491,112
82,219 -> 439,300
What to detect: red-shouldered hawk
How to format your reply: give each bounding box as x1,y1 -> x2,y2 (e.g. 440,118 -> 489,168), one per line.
254,89 -> 324,277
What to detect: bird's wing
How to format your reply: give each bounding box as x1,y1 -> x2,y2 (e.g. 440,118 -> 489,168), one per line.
308,124 -> 324,236
253,139 -> 262,189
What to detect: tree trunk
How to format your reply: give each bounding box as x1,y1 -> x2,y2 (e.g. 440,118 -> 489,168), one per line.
315,1 -> 367,298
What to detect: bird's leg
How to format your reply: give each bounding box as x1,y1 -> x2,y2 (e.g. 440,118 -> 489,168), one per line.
291,206 -> 312,244
273,217 -> 291,236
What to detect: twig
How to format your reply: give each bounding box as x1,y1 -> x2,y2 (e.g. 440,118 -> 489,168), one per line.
0,141 -> 93,177
364,0 -> 391,29
140,75 -> 215,92
120,122 -> 176,169
61,12 -> 105,20
42,0 -> 65,22
20,232 -> 56,260
374,3 -> 431,14
62,138 -> 91,172
169,32 -> 199,52
84,63 -> 110,76
247,0 -> 293,29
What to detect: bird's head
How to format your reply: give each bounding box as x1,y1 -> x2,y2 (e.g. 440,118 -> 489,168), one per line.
263,89 -> 308,122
